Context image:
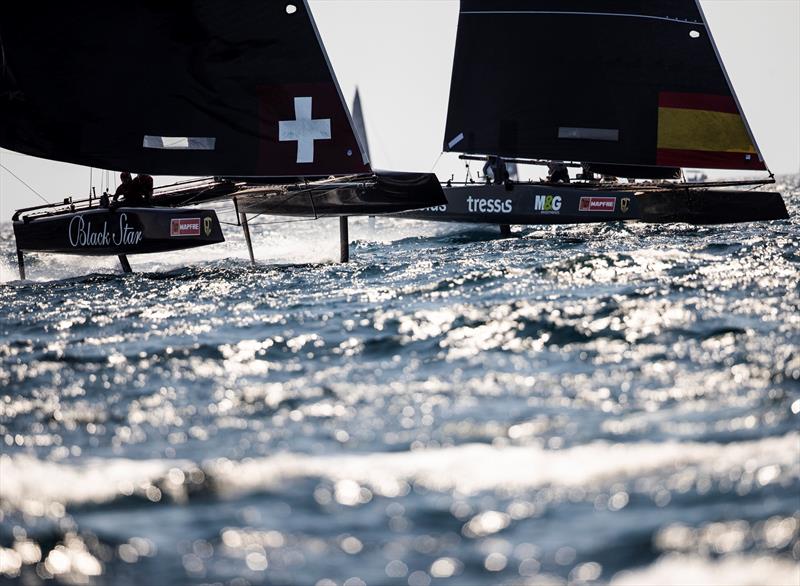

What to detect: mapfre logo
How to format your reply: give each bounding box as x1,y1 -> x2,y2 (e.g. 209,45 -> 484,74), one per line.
170,218 -> 201,237
534,195 -> 561,214
578,196 -> 616,212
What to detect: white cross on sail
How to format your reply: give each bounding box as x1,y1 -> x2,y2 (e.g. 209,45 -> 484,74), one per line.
279,97 -> 331,163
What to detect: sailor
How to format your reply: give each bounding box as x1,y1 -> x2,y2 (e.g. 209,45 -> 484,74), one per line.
112,172 -> 153,207
133,173 -> 154,203
483,155 -> 509,185
112,172 -> 135,207
547,161 -> 570,183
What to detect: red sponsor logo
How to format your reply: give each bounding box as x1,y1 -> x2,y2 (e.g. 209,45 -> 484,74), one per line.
170,218 -> 201,237
579,196 -> 616,212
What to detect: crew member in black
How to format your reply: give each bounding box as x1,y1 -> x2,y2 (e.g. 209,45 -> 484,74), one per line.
133,174 -> 154,203
112,172 -> 153,207
547,161 -> 570,183
483,155 -> 509,185
112,172 -> 137,207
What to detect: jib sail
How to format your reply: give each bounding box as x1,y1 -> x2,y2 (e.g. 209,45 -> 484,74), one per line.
443,0 -> 766,171
0,1 -> 369,177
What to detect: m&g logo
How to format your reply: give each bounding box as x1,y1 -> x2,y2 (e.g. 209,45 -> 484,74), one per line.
534,195 -> 561,214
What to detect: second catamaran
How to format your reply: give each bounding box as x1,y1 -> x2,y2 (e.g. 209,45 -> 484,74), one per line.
402,0 -> 788,228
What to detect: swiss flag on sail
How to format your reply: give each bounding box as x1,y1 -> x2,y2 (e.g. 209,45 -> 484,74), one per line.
257,83 -> 369,176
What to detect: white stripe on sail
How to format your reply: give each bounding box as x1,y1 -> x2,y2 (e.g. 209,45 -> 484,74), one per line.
143,136 -> 216,150
447,133 -> 465,150
558,127 -> 620,141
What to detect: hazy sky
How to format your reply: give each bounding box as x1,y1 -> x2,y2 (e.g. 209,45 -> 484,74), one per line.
1,0 -> 798,215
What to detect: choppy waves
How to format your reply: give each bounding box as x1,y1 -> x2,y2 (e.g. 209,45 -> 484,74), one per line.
1,177 -> 798,584
4,431 -> 798,513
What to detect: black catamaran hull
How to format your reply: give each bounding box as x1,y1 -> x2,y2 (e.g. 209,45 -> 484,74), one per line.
232,172 -> 445,217
14,207 -> 225,255
399,184 -> 789,225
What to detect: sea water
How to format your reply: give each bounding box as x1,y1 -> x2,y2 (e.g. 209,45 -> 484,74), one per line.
1,178 -> 798,585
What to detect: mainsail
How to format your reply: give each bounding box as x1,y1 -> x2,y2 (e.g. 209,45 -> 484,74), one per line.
443,0 -> 766,171
0,1 -> 369,177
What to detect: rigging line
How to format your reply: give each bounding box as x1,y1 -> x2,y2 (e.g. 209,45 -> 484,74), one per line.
220,181 -> 354,224
461,11 -> 706,26
235,194 -> 303,223
166,179 -> 247,207
0,163 -> 50,204
242,183 -> 334,213
244,217 -> 319,227
234,184 -> 347,222
160,185 -> 224,207
220,217 -> 318,228
309,191 -> 318,220
429,151 -> 444,174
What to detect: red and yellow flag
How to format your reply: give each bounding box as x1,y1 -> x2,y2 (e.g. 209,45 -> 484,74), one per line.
656,92 -> 765,170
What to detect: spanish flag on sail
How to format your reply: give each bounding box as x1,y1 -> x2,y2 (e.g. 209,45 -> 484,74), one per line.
656,92 -> 765,170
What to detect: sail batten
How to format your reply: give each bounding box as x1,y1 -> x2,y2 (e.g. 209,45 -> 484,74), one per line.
444,0 -> 767,172
460,11 -> 705,26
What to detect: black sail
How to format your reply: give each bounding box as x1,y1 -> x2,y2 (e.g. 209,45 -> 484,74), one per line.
0,1 -> 369,177
443,0 -> 766,171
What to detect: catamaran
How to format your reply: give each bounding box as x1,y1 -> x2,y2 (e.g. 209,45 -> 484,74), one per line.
1,1 -> 444,277
401,0 -> 788,230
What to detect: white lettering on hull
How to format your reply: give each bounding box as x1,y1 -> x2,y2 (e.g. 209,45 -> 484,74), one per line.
421,205 -> 447,213
534,195 -> 562,214
467,196 -> 513,214
68,213 -> 143,248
